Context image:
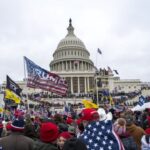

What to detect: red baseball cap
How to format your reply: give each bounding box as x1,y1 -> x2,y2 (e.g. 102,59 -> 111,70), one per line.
80,108 -> 99,121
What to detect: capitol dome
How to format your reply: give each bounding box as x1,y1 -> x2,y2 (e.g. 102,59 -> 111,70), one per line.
56,19 -> 86,50
50,19 -> 94,73
57,35 -> 86,50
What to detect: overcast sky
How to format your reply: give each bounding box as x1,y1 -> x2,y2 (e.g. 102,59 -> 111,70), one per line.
0,0 -> 150,84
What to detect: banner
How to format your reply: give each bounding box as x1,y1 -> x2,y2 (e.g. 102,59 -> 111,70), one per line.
82,99 -> 98,109
6,75 -> 22,96
24,56 -> 68,96
5,89 -> 21,104
5,75 -> 22,104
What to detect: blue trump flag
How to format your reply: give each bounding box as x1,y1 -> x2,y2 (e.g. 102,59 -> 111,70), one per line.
24,56 -> 68,96
138,95 -> 146,106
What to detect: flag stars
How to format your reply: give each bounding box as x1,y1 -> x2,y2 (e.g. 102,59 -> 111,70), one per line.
101,126 -> 105,129
96,136 -> 100,141
104,136 -> 108,140
100,147 -> 104,150
89,139 -> 93,143
107,129 -> 111,134
108,146 -> 112,149
91,133 -> 95,137
102,141 -> 106,145
94,143 -> 98,147
88,131 -> 91,134
98,131 -> 102,135
109,140 -> 114,144
96,122 -> 100,126
104,120 -> 108,123
93,128 -> 97,131
84,135 -> 88,139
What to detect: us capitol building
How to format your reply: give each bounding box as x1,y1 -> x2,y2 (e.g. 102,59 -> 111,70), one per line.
49,19 -> 141,95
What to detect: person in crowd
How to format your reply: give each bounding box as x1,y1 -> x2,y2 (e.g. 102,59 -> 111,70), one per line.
97,108 -> 112,121
124,112 -> 145,150
0,116 -> 3,137
114,118 -> 138,150
57,131 -> 72,150
24,122 -> 37,140
79,108 -> 124,150
0,117 -> 34,150
76,119 -> 84,138
34,122 -> 59,150
79,108 -> 99,127
63,138 -> 87,150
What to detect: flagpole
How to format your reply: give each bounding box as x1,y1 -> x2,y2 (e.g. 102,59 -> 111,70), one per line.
23,57 -> 29,110
96,49 -> 99,105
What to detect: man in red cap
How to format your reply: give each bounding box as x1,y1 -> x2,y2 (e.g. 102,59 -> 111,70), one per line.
79,108 -> 99,127
57,131 -> 72,150
34,122 -> 59,150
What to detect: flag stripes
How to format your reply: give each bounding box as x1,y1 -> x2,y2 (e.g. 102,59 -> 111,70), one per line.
24,57 -> 68,96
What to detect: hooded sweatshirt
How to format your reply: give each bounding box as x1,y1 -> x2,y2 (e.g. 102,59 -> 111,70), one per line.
126,124 -> 145,150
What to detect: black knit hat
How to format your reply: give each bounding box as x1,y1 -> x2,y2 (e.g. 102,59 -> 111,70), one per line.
63,138 -> 87,150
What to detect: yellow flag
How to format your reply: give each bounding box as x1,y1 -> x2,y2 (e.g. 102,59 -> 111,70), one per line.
5,89 -> 21,104
82,100 -> 98,109
109,96 -> 114,105
0,108 -> 3,113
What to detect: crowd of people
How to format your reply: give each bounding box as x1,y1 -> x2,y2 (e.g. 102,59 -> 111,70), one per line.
0,99 -> 150,150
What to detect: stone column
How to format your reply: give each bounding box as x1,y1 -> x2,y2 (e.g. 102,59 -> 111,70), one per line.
66,61 -> 68,71
71,77 -> 73,94
60,62 -> 61,71
59,63 -> 60,71
62,62 -> 64,71
78,62 -> 80,70
82,61 -> 84,71
78,77 -> 80,93
56,64 -> 58,71
87,77 -> 90,92
70,61 -> 71,70
57,64 -> 59,71
84,77 -> 87,93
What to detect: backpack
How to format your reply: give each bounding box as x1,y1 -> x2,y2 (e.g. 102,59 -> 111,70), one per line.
145,135 -> 150,144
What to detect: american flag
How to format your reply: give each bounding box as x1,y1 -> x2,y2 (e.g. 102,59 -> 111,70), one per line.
138,95 -> 145,106
107,66 -> 113,75
24,56 -> 68,96
113,70 -> 119,75
80,120 -> 124,150
97,48 -> 102,55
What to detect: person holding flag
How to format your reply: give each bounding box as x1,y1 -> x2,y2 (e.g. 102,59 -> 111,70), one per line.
79,108 -> 125,150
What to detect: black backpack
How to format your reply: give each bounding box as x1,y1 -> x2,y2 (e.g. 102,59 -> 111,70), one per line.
145,135 -> 150,144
